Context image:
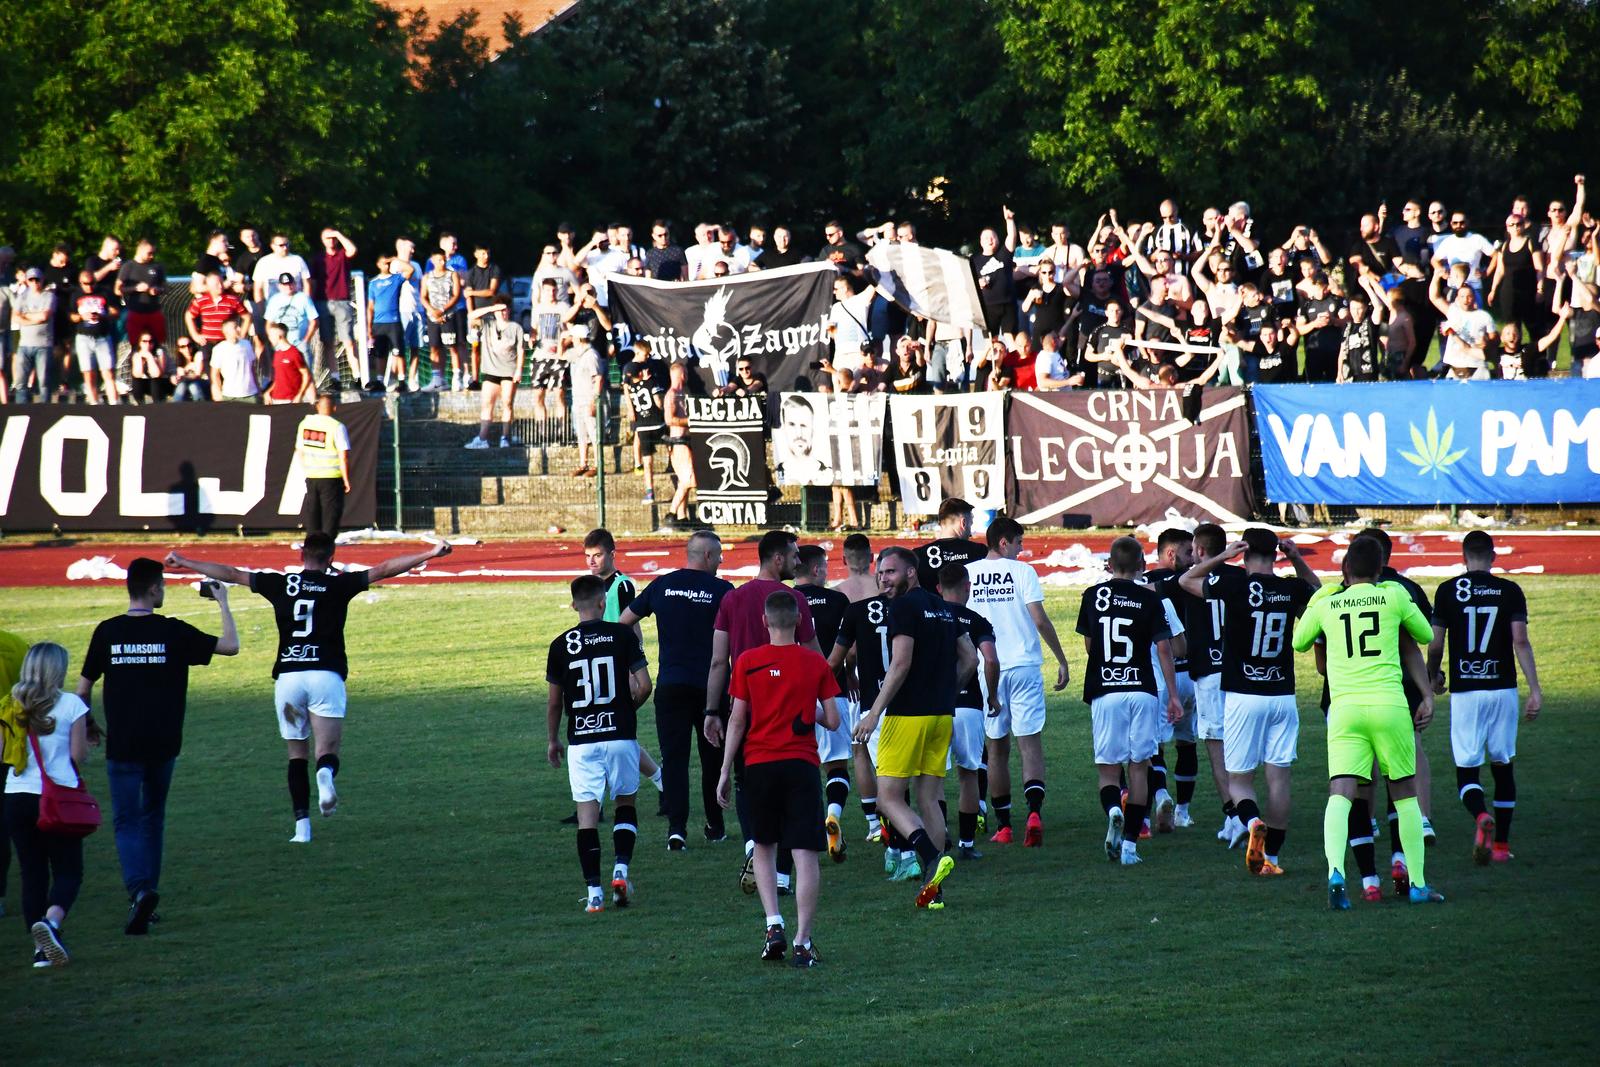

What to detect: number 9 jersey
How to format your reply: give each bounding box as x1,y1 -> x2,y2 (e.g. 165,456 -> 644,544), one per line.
547,620 -> 647,744
250,568 -> 371,678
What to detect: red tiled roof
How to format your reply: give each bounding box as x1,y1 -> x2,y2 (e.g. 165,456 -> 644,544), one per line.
406,0 -> 580,53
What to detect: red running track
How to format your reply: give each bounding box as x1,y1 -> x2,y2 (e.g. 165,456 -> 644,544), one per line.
4,531 -> 1599,586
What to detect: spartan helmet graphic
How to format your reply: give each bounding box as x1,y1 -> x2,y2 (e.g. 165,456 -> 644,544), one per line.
690,286 -> 742,385
706,432 -> 752,492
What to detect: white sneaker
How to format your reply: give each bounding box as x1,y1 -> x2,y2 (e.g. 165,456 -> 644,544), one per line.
1154,791 -> 1175,833
498,436 -> 511,448
316,767 -> 338,816
1105,807 -> 1125,862
1422,817 -> 1436,842
290,817 -> 313,844
1226,816 -> 1248,849
1120,845 -> 1143,866
1218,817 -> 1232,842
464,437 -> 490,450
1173,806 -> 1194,829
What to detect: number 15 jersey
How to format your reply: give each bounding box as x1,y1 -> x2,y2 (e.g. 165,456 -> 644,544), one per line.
251,568 -> 371,678
546,620 -> 647,745
1076,578 -> 1172,702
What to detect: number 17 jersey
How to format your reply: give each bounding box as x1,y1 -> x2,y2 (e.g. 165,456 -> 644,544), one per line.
1432,572 -> 1527,692
546,620 -> 646,745
250,568 -> 371,678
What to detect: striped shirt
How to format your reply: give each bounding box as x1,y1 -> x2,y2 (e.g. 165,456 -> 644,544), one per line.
189,293 -> 245,342
1145,221 -> 1200,259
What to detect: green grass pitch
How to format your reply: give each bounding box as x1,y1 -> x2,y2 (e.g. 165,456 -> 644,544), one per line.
6,578 -> 1597,1064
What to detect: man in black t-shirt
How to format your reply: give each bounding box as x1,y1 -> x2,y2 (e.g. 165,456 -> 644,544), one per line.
914,497 -> 989,592
852,547 -> 976,908
621,531 -> 733,849
939,564 -> 999,861
170,534 -> 449,843
1182,529 -> 1318,877
1296,273 -> 1345,382
1139,528 -> 1200,831
1339,294 -> 1384,382
622,340 -> 670,505
548,575 -> 653,912
1076,537 -> 1183,866
463,244 -> 503,382
77,557 -> 239,934
828,588 -> 891,850
970,226 -> 1017,336
795,544 -> 854,863
1427,531 -> 1541,864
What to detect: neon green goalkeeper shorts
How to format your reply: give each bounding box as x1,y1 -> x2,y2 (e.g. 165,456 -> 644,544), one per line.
1326,701 -> 1417,781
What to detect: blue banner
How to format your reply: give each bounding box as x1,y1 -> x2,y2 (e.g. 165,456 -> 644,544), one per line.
1253,381 -> 1600,505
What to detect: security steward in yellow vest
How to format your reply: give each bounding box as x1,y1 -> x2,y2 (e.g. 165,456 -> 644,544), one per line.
296,395 -> 351,539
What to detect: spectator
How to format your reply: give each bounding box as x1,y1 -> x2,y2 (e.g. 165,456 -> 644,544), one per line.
554,224 -> 582,274
310,228 -> 360,389
115,239 -> 166,349
998,332 -> 1038,390
11,269 -> 55,404
1486,213 -> 1544,342
464,297 -> 527,450
1431,211 -> 1497,307
1044,222 -> 1087,292
263,273 -> 318,354
368,256 -> 409,392
714,224 -> 754,275
186,272 -> 249,363
1429,271 -> 1495,379
129,333 -> 169,404
85,235 -> 122,298
169,336 -> 209,402
758,226 -> 801,270
644,222 -> 688,281
1371,280 -> 1419,379
295,394 -> 351,538
568,324 -> 606,478
76,557 -> 238,936
665,360 -> 695,524
889,337 -> 929,394
1010,218 -> 1046,266
1282,225 -> 1330,273
209,316 -> 261,402
1348,212 -> 1404,282
1034,332 -> 1082,390
251,234 -> 310,305
69,269 -> 118,405
1020,258 -> 1068,344
420,252 -> 460,392
189,229 -> 233,295
1337,292 -> 1384,383
718,357 -> 769,399
4,642 -> 90,968
825,274 -> 871,371
619,339 -> 668,501
264,320 -> 313,405
1147,200 -> 1200,263
686,223 -> 721,281
970,221 -> 1017,336
1295,271 -> 1345,382
816,220 -> 865,271
463,242 -> 503,386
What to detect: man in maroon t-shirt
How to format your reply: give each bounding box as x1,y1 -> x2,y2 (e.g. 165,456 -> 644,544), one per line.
718,591 -> 840,967
311,228 -> 359,386
705,530 -> 819,890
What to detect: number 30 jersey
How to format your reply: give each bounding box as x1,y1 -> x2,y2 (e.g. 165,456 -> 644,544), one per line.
1204,569 -> 1312,696
546,620 -> 647,745
251,569 -> 370,678
1431,572 -> 1527,692
1076,578 -> 1172,702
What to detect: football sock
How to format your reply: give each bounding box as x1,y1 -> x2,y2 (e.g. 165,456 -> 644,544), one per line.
1386,788 -> 1399,839
1394,796 -> 1427,887
287,759 -> 311,820
613,805 -> 637,867
1490,761 -> 1516,843
649,767 -> 664,792
958,810 -> 978,846
1149,749 -> 1168,795
1348,797 -> 1377,879
994,794 -> 1013,829
478,419 -> 491,442
1125,801 -> 1147,841
977,767 -> 989,806
777,849 -> 793,877
1456,767 -> 1488,818
315,753 -> 340,777
577,827 -> 602,887
1323,794 -> 1353,879
1023,780 -> 1045,816
1235,798 -> 1261,825
826,776 -> 850,812
887,826 -> 906,852
1099,784 -> 1121,813
1174,742 -> 1198,804
1265,826 -> 1287,863
861,795 -> 880,831
766,914 -> 784,928
906,828 -> 940,869
776,871 -> 791,891
1223,800 -> 1237,819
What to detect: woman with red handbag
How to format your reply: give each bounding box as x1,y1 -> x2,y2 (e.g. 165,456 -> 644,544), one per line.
5,642 -> 92,968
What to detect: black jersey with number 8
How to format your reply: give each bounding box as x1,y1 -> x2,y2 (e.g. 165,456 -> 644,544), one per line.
546,620 -> 647,744
1076,578 -> 1171,701
1432,572 -> 1527,692
835,594 -> 891,709
1205,569 -> 1312,696
251,569 -> 371,679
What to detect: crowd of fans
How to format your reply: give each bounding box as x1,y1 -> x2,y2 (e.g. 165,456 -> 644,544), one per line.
2,175 -> 1594,410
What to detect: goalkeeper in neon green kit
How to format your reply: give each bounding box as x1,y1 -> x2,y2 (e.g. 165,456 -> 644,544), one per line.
1293,537 -> 1444,908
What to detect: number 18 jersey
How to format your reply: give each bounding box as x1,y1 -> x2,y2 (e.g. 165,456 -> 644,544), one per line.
546,620 -> 646,745
250,568 -> 370,678
1205,569 -> 1312,696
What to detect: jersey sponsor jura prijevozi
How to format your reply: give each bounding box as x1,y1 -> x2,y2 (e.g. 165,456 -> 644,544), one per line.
965,557 -> 1045,667
1432,572 -> 1528,692
1205,568 -> 1312,696
1076,578 -> 1173,702
250,569 -> 370,678
914,537 -> 989,591
546,620 -> 647,745
835,594 -> 891,709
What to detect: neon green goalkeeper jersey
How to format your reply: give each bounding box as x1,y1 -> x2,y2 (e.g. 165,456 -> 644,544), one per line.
1292,580 -> 1432,710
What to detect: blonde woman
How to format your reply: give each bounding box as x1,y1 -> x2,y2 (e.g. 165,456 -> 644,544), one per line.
5,643 -> 90,967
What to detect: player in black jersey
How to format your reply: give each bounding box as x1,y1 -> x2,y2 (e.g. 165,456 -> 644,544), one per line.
796,544 -> 854,863
938,563 -> 1000,861
1187,523 -> 1247,846
1077,537 -> 1183,865
829,588 -> 893,860
170,534 -> 451,842
1140,527 -> 1200,832
1182,528 -> 1318,876
547,575 -> 653,912
1427,531 -> 1542,864
913,497 -> 989,592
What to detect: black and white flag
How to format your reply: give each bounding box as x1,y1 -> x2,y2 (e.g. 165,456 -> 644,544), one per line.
866,244 -> 985,332
687,395 -> 769,527
887,394 -> 1005,515
772,393 -> 886,487
610,263 -> 835,390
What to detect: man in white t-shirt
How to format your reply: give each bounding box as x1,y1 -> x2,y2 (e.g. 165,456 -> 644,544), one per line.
1430,275 -> 1496,378
251,233 -> 312,303
964,515 -> 1071,849
1430,212 -> 1497,305
209,316 -> 261,400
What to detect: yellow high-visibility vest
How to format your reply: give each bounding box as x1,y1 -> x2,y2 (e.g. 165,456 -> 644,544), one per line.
296,414 -> 347,479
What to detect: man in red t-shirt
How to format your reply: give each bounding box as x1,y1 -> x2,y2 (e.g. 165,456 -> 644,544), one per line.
265,320 -> 313,404
186,272 -> 249,361
718,591 -> 840,968
705,530 -> 819,890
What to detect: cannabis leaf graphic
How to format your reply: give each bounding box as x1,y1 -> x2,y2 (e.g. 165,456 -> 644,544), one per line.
1398,407 -> 1468,477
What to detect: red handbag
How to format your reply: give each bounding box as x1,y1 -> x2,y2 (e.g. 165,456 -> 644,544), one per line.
27,733 -> 102,837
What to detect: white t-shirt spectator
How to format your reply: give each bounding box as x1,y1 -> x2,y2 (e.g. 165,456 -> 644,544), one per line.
715,244 -> 755,275
1442,307 -> 1496,370
827,291 -> 873,366
5,693 -> 89,794
251,252 -> 311,294
212,338 -> 261,398
685,243 -> 720,280
963,557 -> 1045,667
16,287 -> 54,347
584,248 -> 630,307
533,264 -> 578,305
1432,233 -> 1497,284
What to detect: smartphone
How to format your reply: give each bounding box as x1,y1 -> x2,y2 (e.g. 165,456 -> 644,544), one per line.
199,579 -> 220,600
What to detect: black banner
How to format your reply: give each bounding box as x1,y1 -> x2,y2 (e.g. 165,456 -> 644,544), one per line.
0,402 -> 381,532
688,395 -> 769,527
1005,387 -> 1253,527
609,262 -> 835,392
887,394 -> 1006,515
